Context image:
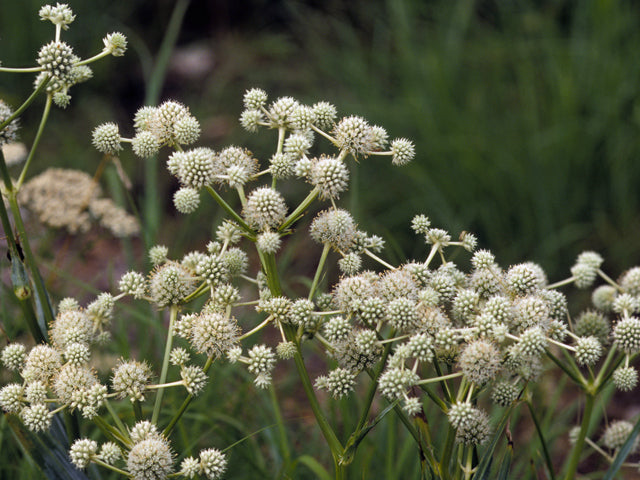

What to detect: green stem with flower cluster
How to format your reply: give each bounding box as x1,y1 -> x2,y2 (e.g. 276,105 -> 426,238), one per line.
152,305 -> 178,424
563,393 -> 595,480
16,94 -> 52,189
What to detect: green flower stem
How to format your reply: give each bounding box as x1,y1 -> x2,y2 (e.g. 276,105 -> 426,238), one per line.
463,446 -> 473,480
74,49 -> 112,66
181,281 -> 208,303
205,185 -> 255,236
597,269 -> 623,291
432,358 -> 454,404
152,305 -> 178,424
0,66 -> 43,73
545,277 -> 575,289
6,192 -> 55,329
593,345 -> 619,390
16,94 -> 52,189
563,393 -> 595,480
93,458 -> 131,476
239,314 -> 274,341
268,383 -> 292,465
363,249 -> 396,270
163,355 -> 214,437
93,414 -> 129,446
308,243 -> 331,301
104,399 -> 128,438
133,400 -> 143,421
0,77 -> 51,134
545,349 -> 585,387
278,186 -> 319,233
416,372 -> 464,387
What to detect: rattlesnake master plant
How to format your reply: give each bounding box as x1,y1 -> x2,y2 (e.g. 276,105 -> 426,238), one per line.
2,4 -> 640,480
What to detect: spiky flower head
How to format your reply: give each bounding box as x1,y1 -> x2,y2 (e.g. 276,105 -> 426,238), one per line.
132,130 -> 161,158
386,297 -> 419,331
574,336 -> 602,365
25,381 -> 49,403
315,367 -> 356,399
112,360 -> 153,402
0,384 -> 25,414
339,252 -> 362,275
222,248 -> 248,277
149,262 -> 196,307
199,448 -> 228,480
491,381 -> 520,406
91,122 -> 122,154
243,88 -> 268,110
612,366 -> 638,391
267,96 -> 299,128
86,292 -> 115,329
310,208 -> 357,251
39,3 -> 75,29
334,115 -> 375,155
613,294 -> 638,315
613,317 -> 640,354
448,403 -> 491,445
21,403 -> 53,432
127,437 -> 174,480
310,156 -> 349,199
152,100 -> 191,144
0,101 -> 19,146
284,131 -> 312,158
390,138 -> 415,165
170,148 -> 215,188
181,365 -> 208,395
1,343 -> 26,371
256,231 -> 282,254
601,420 -> 637,451
313,101 -> 337,130
119,271 -> 147,299
243,187 -> 287,231
459,339 -> 501,385
189,312 -> 240,358
173,115 -> 200,145
100,442 -> 121,465
149,245 -> 169,265
102,32 -> 127,56
516,326 -> 547,358
323,316 -> 352,343
287,299 -> 316,328
379,367 -> 419,400
22,345 -> 62,385
70,438 -> 98,469
411,214 -> 431,235
276,341 -> 297,359
592,285 -> 617,312
506,263 -> 543,296
290,105 -> 317,132
247,345 -> 276,388
239,109 -> 263,132
425,228 -> 450,247
37,41 -> 75,83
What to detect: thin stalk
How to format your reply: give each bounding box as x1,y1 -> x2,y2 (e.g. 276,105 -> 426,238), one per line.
133,400 -> 143,421
152,305 -> 178,424
363,249 -> 396,270
205,185 -> 255,235
104,399 -> 128,437
308,243 -> 331,301
16,94 -> 52,189
268,384 -> 291,465
6,193 -> 55,328
278,186 -> 320,232
163,355 -> 214,437
0,77 -> 51,133
563,393 -> 595,480
93,458 -> 130,477
526,400 -> 556,480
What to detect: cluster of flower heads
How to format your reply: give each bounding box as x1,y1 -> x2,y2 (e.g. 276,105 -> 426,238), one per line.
29,3 -> 127,108
69,420 -> 227,480
18,168 -> 139,236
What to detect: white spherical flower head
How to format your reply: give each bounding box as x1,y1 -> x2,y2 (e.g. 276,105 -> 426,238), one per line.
127,437 -> 174,480
70,438 -> 98,469
390,138 -> 415,165
310,156 -> 349,200
601,420 -> 637,451
174,187 -> 200,214
199,448 -> 227,480
310,208 -> 357,251
243,187 -> 287,231
312,101 -> 337,130
334,115 -> 376,155
39,3 -> 75,28
243,88 -> 268,110
0,101 -> 19,146
92,122 -> 122,154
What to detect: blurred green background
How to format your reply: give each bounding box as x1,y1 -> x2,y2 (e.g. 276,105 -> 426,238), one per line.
2,0 -> 640,478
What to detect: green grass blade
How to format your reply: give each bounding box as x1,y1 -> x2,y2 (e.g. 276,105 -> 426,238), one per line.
474,404 -> 515,479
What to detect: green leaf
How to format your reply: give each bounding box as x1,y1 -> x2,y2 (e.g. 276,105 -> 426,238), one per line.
474,404 -> 515,480
291,455 -> 332,480
342,400 -> 398,465
8,415 -> 88,480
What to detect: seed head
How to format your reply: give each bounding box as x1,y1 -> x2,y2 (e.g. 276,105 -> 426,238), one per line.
316,367 -> 356,399
92,122 -> 122,154
0,101 -> 19,146
310,156 -> 349,200
37,41 -> 75,83
243,88 -> 268,110
602,420 -> 637,451
284,132 -> 312,158
99,442 -> 121,465
516,326 -> 547,357
180,365 -> 208,395
247,345 -> 276,388
119,271 -> 147,299
239,109 -> 263,132
70,438 -> 98,469
574,336 -> 602,365
149,262 -> 196,307
491,381 -> 520,406
290,105 -> 317,131
0,384 -> 25,414
22,345 -> 62,385
390,138 -> 415,165
332,272 -> 377,313
379,367 -> 419,400
103,32 -> 127,56
310,208 -> 357,251
243,187 -> 287,231
613,293 -> 638,315
452,289 -> 480,324
339,252 -> 362,275
612,366 -> 638,391
592,285 -> 617,312
312,101 -> 337,130
189,312 -> 240,358
448,403 -> 491,445
112,360 -> 153,402
323,316 -> 352,343
256,231 -> 282,254
21,403 -> 53,432
267,96 -> 299,128
406,333 -> 434,363
199,448 -> 227,480
334,116 -> 375,155
459,339 -> 501,385
386,297 -> 419,331
613,317 -> 640,354
506,263 -> 543,296
132,130 -> 161,158
173,115 -> 200,145
1,343 -> 26,371
127,437 -> 174,480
